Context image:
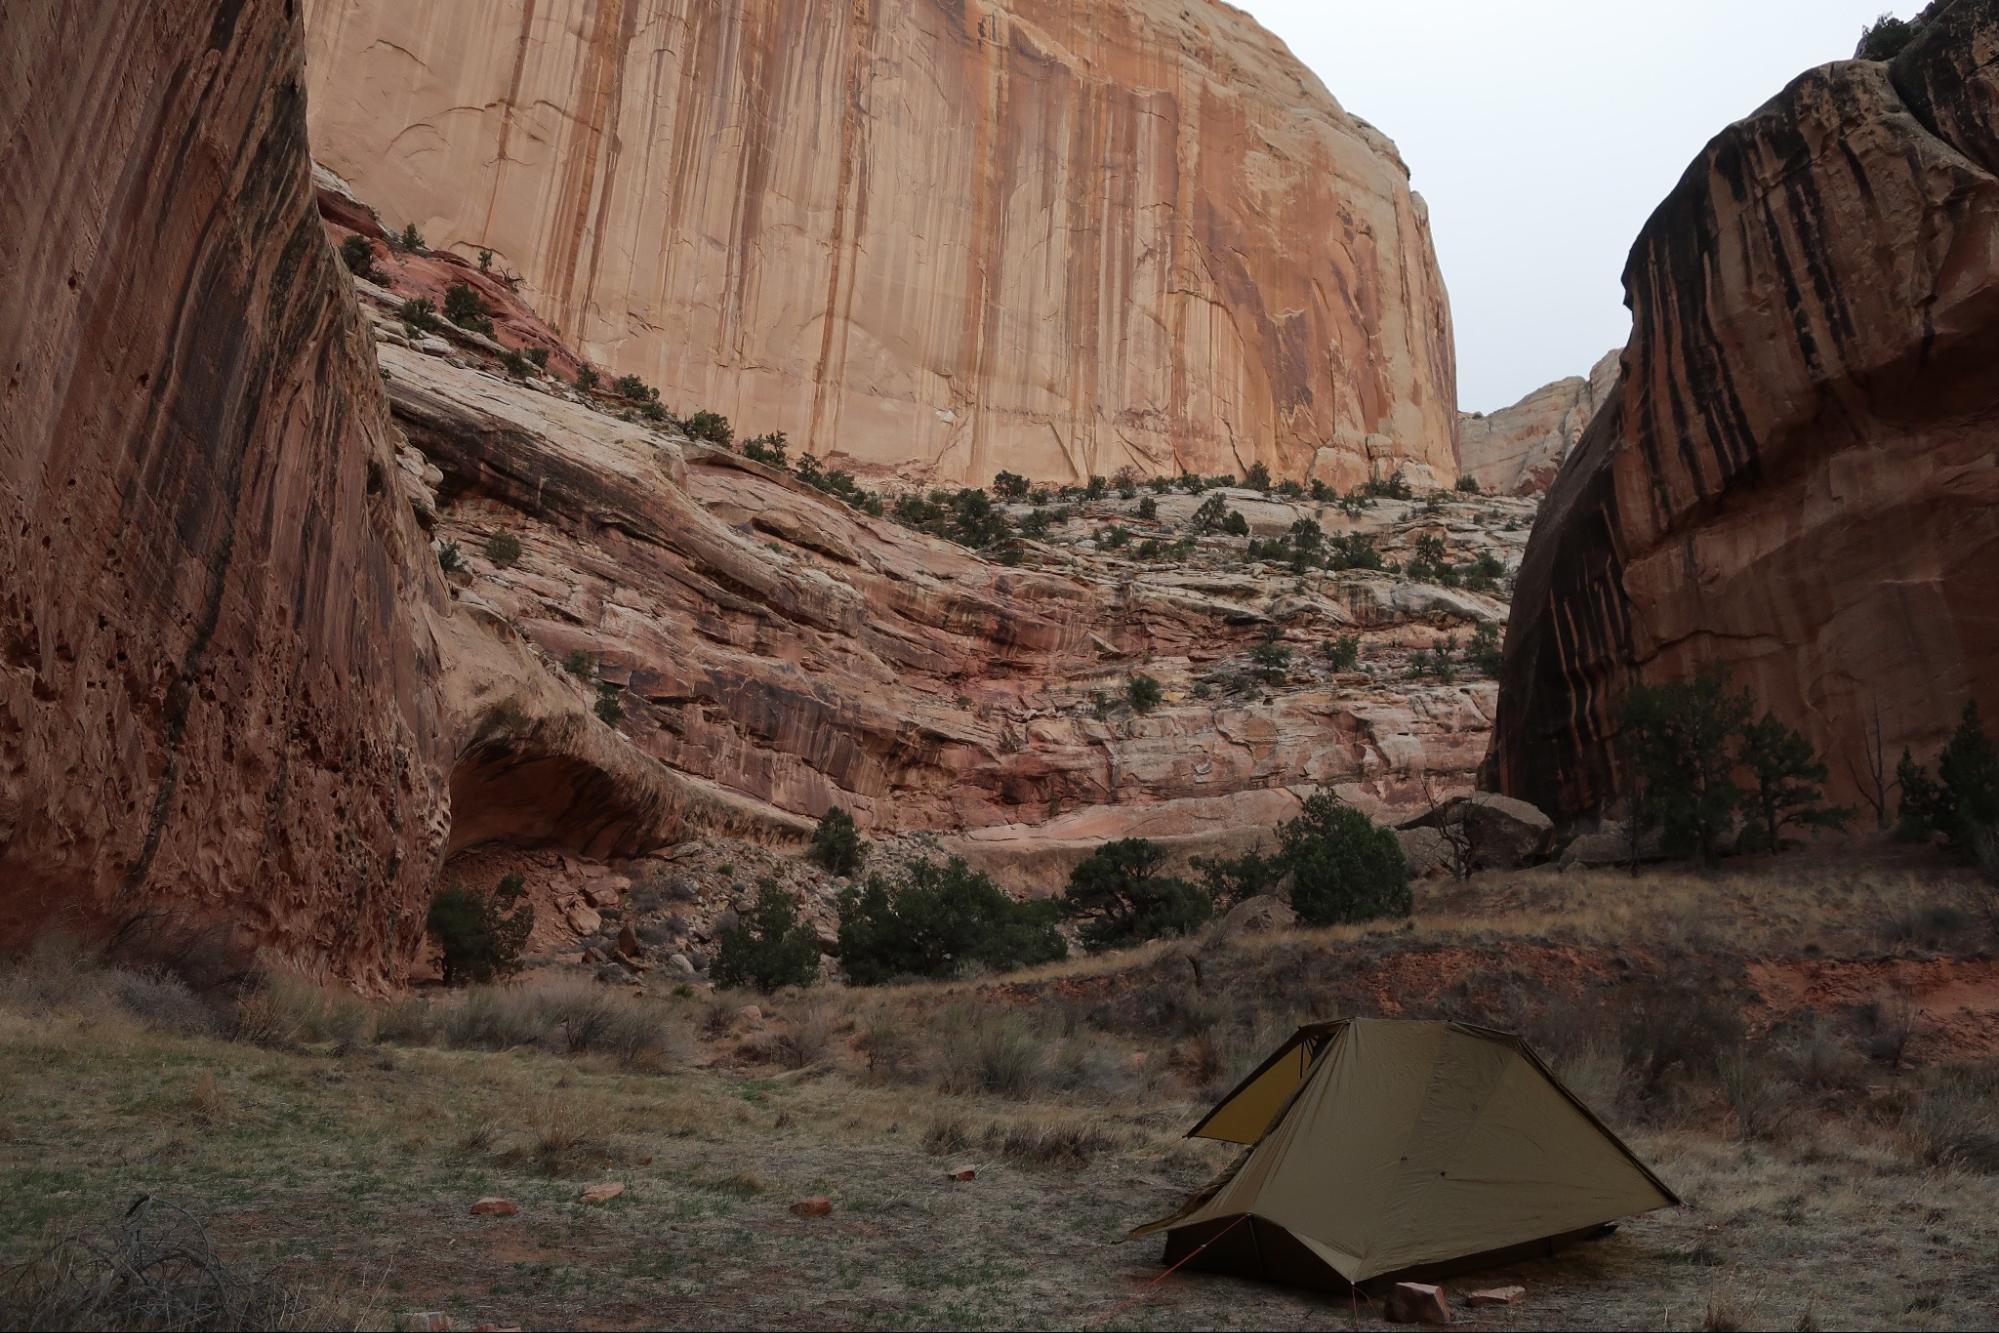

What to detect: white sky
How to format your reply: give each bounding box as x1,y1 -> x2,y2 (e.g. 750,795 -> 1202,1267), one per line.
1240,1 -> 1924,411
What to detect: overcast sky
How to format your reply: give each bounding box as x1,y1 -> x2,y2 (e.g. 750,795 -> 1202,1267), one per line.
1241,1 -> 1923,411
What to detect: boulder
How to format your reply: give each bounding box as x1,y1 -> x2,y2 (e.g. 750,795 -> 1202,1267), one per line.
579,1182 -> 625,1205
1403,792 -> 1554,870
1211,895 -> 1297,943
1560,822 -> 1666,870
566,904 -> 602,936
468,1197 -> 519,1217
1395,826 -> 1456,881
1382,1281 -> 1452,1325
616,924 -> 642,960
788,1196 -> 833,1218
1465,1286 -> 1524,1307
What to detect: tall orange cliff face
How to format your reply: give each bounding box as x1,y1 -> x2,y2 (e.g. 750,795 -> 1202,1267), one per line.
299,0 -> 1459,488
0,1 -> 451,980
1490,0 -> 1999,821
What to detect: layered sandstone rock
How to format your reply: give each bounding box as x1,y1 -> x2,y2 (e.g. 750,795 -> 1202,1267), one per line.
300,0 -> 1458,488
360,277 -> 1515,886
0,0 -> 449,979
1491,0 -> 1999,820
1457,351 -> 1620,495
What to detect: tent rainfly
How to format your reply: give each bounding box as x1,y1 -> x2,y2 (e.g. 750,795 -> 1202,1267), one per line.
1133,1018 -> 1679,1287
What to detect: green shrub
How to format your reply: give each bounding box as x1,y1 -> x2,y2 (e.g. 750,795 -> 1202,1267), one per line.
399,297 -> 440,334
426,873 -> 534,986
594,684 -> 624,726
499,349 -> 531,379
339,234 -> 380,281
713,881 -> 822,992
1126,674 -> 1163,715
575,365 -> 599,391
484,530 -> 523,567
1060,838 -> 1210,953
1468,622 -> 1502,676
564,649 -> 595,679
1736,712 -> 1852,852
992,471 -> 1030,501
683,410 -> 734,447
613,373 -> 655,401
1278,793 -> 1409,926
836,858 -> 1066,985
1619,669 -> 1755,865
1858,13 -> 1918,60
1244,462 -> 1272,492
1325,634 -> 1361,673
398,222 -> 425,252
1084,475 -> 1108,501
1897,701 -> 1999,851
1249,637 -> 1291,684
443,281 -> 493,335
1136,496 -> 1158,521
437,541 -> 465,573
1222,510 -> 1250,538
478,247 -> 493,273
1189,847 -> 1283,910
1191,495 -> 1229,534
741,432 -> 789,466
1455,473 -> 1481,493
808,806 -> 866,877
525,346 -> 549,371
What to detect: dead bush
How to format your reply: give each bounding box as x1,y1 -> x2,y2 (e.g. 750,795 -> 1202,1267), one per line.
774,1002 -> 840,1071
1857,991 -> 1915,1066
0,934 -> 110,1015
1904,1065 -> 1999,1172
372,994 -> 437,1045
232,973 -> 370,1049
1618,972 -> 1746,1105
0,1196 -> 350,1331
1717,1043 -> 1795,1140
441,987 -> 547,1051
532,979 -> 686,1070
108,968 -> 222,1039
931,1007 -> 1048,1099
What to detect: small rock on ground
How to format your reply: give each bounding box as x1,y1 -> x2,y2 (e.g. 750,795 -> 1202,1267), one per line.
789,1195 -> 833,1217
1382,1281 -> 1452,1324
468,1197 -> 519,1217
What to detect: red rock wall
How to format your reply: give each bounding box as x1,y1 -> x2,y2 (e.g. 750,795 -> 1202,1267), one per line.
299,0 -> 1459,489
1491,0 -> 1999,820
0,0 -> 450,981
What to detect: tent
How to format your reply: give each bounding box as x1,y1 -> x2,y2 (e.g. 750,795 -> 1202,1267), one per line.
1133,1018 -> 1678,1287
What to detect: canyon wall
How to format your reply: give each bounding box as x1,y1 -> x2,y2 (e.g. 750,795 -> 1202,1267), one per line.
299,0 -> 1458,488
0,0 -> 451,979
1457,350 -> 1619,496
1491,0 -> 1999,820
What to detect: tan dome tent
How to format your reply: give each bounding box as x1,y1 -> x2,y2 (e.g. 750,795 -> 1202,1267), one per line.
1134,1019 -> 1678,1287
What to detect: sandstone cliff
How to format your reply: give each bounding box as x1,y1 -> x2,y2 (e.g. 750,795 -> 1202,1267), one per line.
0,0 -> 450,979
299,0 -> 1458,489
1490,0 -> 1999,820
1458,351 -> 1620,495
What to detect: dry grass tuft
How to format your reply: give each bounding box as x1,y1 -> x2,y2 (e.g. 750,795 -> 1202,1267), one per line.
0,1197 -> 364,1331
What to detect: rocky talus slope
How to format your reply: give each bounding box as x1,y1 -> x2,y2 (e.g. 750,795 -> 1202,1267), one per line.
299,0 -> 1458,489
0,0 -> 449,980
1492,0 -> 1999,820
1457,351 -> 1620,495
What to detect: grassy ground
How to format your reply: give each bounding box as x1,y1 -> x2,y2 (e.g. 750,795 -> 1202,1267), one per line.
2,853 -> 1995,1331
